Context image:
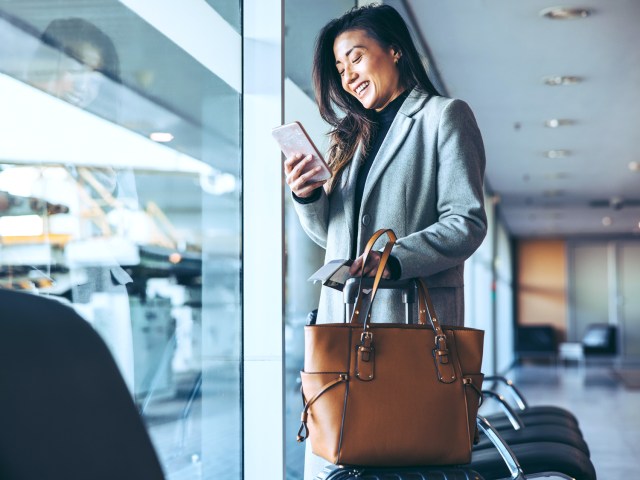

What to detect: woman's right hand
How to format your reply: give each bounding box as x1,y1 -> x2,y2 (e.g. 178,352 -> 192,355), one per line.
284,153 -> 328,198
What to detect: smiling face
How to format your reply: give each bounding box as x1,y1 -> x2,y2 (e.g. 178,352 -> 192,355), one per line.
333,29 -> 404,112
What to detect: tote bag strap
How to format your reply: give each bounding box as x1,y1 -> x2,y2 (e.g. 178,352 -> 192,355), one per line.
350,229 -> 397,324
351,231 -> 448,337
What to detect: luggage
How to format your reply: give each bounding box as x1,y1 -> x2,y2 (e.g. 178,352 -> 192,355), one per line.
298,229 -> 485,467
315,464 -> 484,480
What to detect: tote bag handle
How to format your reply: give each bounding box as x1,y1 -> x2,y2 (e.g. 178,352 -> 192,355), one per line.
351,229 -> 448,344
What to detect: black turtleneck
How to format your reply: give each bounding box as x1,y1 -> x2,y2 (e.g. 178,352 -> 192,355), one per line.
350,91 -> 409,277
352,91 -> 409,251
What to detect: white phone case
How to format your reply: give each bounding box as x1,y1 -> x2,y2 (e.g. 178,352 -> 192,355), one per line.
272,121 -> 331,183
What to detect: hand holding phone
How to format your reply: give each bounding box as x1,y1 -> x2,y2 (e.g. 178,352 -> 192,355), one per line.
272,122 -> 331,196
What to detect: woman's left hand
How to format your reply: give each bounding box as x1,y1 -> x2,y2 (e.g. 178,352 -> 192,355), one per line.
349,251 -> 391,279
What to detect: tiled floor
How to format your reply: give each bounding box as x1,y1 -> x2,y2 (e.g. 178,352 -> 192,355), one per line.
502,362 -> 640,480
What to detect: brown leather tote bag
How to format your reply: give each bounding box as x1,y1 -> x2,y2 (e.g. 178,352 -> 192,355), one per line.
297,229 -> 484,467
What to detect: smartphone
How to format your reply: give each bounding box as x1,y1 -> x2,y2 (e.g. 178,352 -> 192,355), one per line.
272,121 -> 331,183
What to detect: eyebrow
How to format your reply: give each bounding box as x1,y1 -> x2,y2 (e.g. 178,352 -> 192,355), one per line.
335,45 -> 366,65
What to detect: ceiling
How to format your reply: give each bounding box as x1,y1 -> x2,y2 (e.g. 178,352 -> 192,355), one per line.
1,0 -> 638,239
399,0 -> 640,238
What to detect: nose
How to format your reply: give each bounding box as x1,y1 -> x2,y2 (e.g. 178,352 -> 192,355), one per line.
344,66 -> 357,85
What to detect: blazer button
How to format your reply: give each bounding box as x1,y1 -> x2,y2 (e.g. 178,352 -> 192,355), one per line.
361,214 -> 371,226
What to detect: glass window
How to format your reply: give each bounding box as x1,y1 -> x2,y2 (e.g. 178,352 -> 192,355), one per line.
0,2 -> 241,478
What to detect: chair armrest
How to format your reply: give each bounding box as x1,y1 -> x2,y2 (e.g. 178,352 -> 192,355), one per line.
476,415 -> 526,480
482,390 -> 525,430
485,375 -> 529,410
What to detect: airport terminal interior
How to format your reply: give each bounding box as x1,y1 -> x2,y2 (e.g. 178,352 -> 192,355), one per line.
0,0 -> 638,479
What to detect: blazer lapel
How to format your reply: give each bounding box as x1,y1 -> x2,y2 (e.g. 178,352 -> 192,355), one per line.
360,89 -> 429,212
360,114 -> 413,211
342,144 -> 363,250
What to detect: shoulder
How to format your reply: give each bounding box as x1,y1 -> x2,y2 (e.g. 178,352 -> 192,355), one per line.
412,94 -> 473,120
406,94 -> 479,133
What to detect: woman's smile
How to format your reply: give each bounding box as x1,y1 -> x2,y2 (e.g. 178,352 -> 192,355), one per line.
333,29 -> 404,111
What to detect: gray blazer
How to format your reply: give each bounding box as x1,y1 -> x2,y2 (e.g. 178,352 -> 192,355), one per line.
293,89 -> 487,327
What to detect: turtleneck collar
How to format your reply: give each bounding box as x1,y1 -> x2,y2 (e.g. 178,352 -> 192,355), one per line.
374,89 -> 410,125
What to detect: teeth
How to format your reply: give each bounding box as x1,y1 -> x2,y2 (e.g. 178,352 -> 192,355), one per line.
355,81 -> 369,95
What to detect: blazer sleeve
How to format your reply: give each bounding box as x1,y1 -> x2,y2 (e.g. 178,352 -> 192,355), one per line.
291,189 -> 330,249
393,99 -> 487,279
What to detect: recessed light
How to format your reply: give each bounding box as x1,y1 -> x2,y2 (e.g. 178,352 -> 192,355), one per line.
629,161 -> 640,172
602,216 -> 612,227
544,118 -> 575,128
543,75 -> 583,86
150,132 -> 174,142
540,7 -> 591,20
544,149 -> 571,159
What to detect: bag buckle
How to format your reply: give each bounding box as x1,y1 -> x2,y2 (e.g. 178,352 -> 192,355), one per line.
356,331 -> 375,381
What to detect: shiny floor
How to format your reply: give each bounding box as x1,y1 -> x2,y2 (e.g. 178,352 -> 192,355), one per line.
285,362 -> 640,479
503,362 -> 640,479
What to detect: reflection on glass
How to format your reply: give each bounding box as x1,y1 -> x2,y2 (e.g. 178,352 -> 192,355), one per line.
0,3 -> 242,479
26,17 -> 120,109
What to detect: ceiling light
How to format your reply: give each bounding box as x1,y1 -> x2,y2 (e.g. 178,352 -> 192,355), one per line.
629,161 -> 640,172
150,132 -> 174,142
540,7 -> 591,20
544,118 -> 575,128
543,75 -> 583,86
602,216 -> 612,227
544,149 -> 571,159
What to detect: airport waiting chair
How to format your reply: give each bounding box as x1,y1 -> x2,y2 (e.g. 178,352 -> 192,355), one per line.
0,289 -> 165,480
474,391 -> 589,457
484,375 -> 579,423
473,416 -> 596,480
582,323 -> 618,357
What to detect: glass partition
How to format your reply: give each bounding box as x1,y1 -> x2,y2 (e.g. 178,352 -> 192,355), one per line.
0,2 -> 242,478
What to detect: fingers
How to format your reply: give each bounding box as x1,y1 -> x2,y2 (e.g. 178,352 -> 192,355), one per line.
284,154 -> 327,197
349,251 -> 390,278
349,256 -> 363,276
284,153 -> 314,180
283,153 -> 305,176
293,178 -> 327,198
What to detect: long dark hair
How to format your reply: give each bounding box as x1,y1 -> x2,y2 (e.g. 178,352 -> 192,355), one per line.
313,4 -> 440,191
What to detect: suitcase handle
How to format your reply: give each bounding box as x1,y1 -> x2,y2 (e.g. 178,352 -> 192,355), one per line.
344,277 -> 417,325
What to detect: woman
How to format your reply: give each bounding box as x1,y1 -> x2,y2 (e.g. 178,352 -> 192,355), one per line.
284,5 -> 487,477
